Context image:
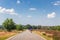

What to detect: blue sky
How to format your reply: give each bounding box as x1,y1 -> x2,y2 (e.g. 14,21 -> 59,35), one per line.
0,0 -> 60,26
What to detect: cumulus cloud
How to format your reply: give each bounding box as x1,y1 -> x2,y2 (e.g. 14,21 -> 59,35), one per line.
17,0 -> 20,4
0,7 -> 18,15
29,8 -> 37,11
53,1 -> 60,6
47,12 -> 56,18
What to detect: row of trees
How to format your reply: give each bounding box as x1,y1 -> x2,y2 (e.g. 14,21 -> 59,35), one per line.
48,26 -> 60,31
2,18 -> 41,31
2,18 -> 60,31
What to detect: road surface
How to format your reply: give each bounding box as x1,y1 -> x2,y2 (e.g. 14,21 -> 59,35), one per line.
7,30 -> 45,40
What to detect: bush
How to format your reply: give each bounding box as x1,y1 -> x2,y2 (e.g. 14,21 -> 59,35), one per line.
42,32 -> 46,35
16,24 -> 23,31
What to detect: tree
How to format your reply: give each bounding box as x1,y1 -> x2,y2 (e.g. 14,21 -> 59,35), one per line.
37,25 -> 41,29
55,26 -> 60,31
24,24 -> 32,29
32,25 -> 37,29
16,24 -> 23,30
2,18 -> 16,31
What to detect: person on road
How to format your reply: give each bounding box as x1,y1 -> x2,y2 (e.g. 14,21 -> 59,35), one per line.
28,26 -> 32,33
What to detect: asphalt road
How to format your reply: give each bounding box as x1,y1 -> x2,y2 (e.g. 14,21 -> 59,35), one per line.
7,30 -> 45,40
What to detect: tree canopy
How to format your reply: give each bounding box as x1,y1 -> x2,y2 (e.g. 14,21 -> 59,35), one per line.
2,18 -> 16,31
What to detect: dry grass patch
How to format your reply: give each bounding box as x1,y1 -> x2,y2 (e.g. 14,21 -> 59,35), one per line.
0,30 -> 22,40
32,30 -> 52,40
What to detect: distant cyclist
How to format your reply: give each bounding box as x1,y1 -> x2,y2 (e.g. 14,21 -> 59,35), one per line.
28,26 -> 32,33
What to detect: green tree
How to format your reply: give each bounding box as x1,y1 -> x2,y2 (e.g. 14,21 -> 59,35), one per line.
32,25 -> 37,29
16,24 -> 23,30
37,25 -> 41,29
24,24 -> 32,29
2,18 -> 16,31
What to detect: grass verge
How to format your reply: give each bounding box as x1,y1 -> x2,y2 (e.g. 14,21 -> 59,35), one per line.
32,30 -> 52,40
0,31 -> 22,40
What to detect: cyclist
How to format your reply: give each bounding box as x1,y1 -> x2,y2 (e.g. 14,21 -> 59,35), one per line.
29,26 -> 32,33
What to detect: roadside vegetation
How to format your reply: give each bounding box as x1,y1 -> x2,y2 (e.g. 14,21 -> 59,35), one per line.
33,30 -> 60,40
0,31 -> 17,40
0,18 -> 60,40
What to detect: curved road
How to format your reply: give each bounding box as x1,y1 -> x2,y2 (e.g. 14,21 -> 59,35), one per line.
7,30 -> 45,40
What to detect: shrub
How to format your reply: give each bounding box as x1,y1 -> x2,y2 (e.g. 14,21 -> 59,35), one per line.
42,32 -> 46,35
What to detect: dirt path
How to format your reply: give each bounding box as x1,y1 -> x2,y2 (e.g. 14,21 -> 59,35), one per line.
7,30 -> 45,40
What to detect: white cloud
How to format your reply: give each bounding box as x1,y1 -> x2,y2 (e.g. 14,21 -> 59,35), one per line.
53,1 -> 60,6
27,15 -> 32,18
17,0 -> 20,4
47,12 -> 56,18
0,6 -> 18,15
29,8 -> 37,11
